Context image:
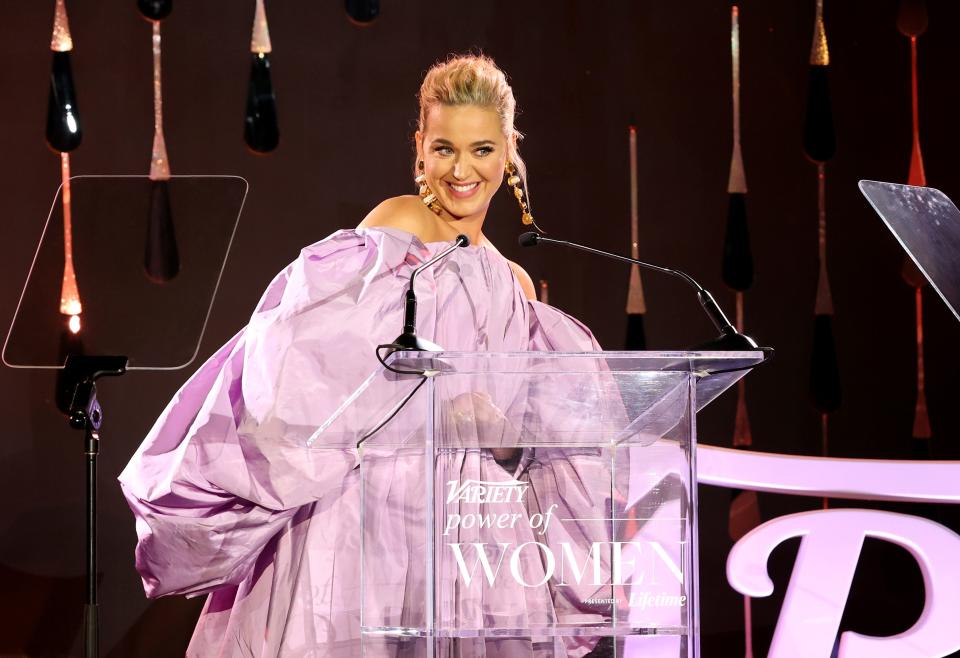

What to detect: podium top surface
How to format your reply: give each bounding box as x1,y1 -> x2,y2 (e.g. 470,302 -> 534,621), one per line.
308,350 -> 764,448
386,350 -> 764,374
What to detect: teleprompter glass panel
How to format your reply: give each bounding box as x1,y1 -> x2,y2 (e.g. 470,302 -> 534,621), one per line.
859,180 -> 960,322
3,175 -> 247,370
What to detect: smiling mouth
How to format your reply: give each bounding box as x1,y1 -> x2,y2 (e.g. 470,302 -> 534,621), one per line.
446,181 -> 481,198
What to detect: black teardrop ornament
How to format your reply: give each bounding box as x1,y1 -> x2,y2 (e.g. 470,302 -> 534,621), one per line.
144,180 -> 179,283
810,314 -> 841,413
46,51 -> 82,153
55,324 -> 85,415
625,313 -> 647,351
901,256 -> 927,288
722,192 -> 754,291
138,0 -> 172,21
729,488 -> 761,541
345,0 -> 380,24
897,0 -> 928,38
802,65 -> 836,163
244,53 -> 279,153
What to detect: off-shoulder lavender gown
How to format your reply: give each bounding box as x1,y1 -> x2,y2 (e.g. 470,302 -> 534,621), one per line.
119,227 -> 607,657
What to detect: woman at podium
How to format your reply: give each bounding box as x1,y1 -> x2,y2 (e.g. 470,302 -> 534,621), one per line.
120,54 -> 608,657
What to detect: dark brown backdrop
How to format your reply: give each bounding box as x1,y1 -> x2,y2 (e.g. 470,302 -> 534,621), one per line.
1,1 -> 958,655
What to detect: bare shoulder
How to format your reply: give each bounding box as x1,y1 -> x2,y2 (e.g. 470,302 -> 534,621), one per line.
357,195 -> 427,234
507,260 -> 537,301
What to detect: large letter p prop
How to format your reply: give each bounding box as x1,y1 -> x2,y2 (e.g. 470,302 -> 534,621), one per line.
727,509 -> 960,657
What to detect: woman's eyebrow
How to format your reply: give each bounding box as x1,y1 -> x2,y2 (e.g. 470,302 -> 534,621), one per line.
430,138 -> 497,147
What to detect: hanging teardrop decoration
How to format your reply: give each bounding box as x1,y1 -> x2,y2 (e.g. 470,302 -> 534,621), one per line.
148,22 -> 170,182
723,35 -> 761,658
137,0 -> 172,21
811,316 -> 841,412
723,193 -> 752,290
50,0 -> 73,51
143,16 -> 179,283
805,0 -> 840,414
723,5 -> 753,293
625,125 -> 647,350
47,0 -> 83,416
728,294 -> 760,539
245,0 -> 279,153
911,289 -> 931,450
905,41 -> 927,191
58,153 -> 82,322
146,181 -> 178,282
46,0 -> 82,153
251,0 -> 272,54
48,0 -> 83,339
897,0 -> 932,449
55,163 -> 85,414
729,323 -> 760,540
810,165 -> 841,414
729,457 -> 759,536
345,0 -> 380,25
802,0 -> 835,163
732,298 -> 752,453
55,307 -> 85,405
803,1 -> 840,514
897,0 -> 928,40
728,482 -> 760,543
538,279 -> 549,305
724,6 -> 760,545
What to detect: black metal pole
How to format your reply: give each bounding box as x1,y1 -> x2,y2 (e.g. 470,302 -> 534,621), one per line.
84,426 -> 99,658
59,355 -> 127,658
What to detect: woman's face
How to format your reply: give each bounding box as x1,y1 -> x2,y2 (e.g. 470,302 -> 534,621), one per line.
417,104 -> 508,223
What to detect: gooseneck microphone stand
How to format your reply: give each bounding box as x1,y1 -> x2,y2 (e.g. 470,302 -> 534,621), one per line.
390,234 -> 470,352
58,355 -> 128,658
519,231 -> 770,355
364,235 -> 471,444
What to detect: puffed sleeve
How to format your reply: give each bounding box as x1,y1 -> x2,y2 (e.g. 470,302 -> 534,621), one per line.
119,229 -> 412,598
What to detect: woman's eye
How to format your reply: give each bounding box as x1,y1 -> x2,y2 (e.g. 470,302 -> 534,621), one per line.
433,146 -> 453,156
476,147 -> 494,156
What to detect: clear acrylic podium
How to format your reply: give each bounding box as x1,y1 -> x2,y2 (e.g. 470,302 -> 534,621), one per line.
310,350 -> 763,657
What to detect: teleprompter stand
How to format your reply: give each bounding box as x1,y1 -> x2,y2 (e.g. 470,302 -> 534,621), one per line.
3,175 -> 248,657
57,355 -> 127,658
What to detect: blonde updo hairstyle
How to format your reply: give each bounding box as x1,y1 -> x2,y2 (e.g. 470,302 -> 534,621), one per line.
416,54 -> 527,186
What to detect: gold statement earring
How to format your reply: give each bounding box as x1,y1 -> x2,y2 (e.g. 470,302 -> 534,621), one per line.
505,162 -> 534,225
415,160 -> 443,215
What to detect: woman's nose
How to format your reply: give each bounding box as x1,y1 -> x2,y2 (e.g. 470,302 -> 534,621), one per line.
452,160 -> 467,180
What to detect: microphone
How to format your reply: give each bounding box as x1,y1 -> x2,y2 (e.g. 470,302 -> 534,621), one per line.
519,232 -> 768,354
392,234 -> 470,351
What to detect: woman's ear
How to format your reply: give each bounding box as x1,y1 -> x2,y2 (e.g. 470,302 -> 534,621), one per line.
414,131 -> 423,163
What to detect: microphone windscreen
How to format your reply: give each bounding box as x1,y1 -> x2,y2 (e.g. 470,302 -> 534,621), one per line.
456,234 -> 470,247
518,232 -> 540,247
